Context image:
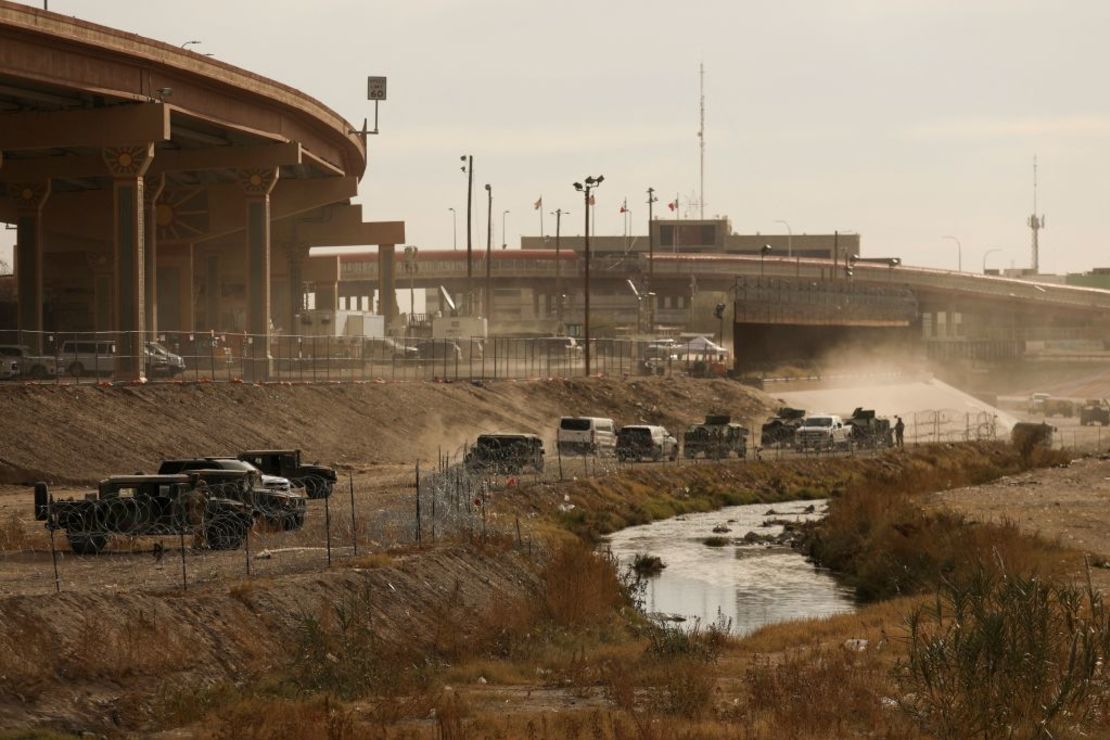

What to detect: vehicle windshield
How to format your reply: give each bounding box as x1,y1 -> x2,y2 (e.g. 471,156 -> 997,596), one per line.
560,418 -> 591,431
803,417 -> 833,427
619,427 -> 652,442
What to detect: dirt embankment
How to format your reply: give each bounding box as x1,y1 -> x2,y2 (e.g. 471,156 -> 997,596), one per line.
0,377 -> 772,484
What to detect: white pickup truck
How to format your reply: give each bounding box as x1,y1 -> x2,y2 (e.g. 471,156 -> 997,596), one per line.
795,414 -> 852,451
0,344 -> 57,379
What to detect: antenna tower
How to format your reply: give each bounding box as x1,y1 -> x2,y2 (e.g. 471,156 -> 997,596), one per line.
697,63 -> 705,220
1028,155 -> 1045,272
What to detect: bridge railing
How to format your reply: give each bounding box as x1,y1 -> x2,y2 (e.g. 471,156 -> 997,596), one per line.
733,276 -> 919,325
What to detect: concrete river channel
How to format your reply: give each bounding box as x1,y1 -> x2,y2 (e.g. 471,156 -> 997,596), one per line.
603,500 -> 855,635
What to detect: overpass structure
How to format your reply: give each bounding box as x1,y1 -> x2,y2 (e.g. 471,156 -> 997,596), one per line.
333,249 -> 1110,353
0,1 -> 403,379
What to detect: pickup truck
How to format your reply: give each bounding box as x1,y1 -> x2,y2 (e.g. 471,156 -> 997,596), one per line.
795,414 -> 852,452
0,344 -> 57,379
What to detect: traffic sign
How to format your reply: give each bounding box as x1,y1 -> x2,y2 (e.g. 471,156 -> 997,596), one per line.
367,76 -> 387,101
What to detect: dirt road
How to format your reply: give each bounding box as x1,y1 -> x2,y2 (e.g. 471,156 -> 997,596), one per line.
932,455 -> 1110,586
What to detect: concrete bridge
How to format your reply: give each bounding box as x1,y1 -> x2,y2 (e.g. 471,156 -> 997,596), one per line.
0,1 -> 403,378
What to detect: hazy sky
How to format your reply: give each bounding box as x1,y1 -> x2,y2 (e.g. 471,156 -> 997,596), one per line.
4,0 -> 1110,275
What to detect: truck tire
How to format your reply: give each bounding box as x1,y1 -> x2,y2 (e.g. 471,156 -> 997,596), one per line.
67,531 -> 108,555
68,362 -> 85,378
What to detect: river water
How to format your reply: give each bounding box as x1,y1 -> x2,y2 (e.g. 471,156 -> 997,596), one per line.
603,499 -> 855,636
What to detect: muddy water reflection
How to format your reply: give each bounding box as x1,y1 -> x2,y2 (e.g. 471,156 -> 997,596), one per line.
604,499 -> 855,635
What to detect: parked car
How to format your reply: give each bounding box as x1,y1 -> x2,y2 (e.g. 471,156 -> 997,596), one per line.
413,338 -> 463,362
58,339 -> 117,377
1028,392 -> 1051,413
157,457 -> 306,529
464,433 -> 545,474
557,416 -> 617,456
617,425 -> 678,462
364,337 -> 418,361
795,414 -> 851,452
683,415 -> 748,459
0,344 -> 57,379
145,342 -> 186,377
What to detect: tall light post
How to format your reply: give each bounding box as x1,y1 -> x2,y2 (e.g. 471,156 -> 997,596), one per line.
180,40 -> 201,49
775,219 -> 793,257
484,184 -> 493,319
574,175 -> 604,376
449,207 -> 457,250
646,187 -> 658,333
982,247 -> 1002,274
760,244 -> 773,276
460,155 -> 474,313
942,235 -> 963,272
501,209 -> 510,249
551,208 -> 568,324
403,245 -> 418,324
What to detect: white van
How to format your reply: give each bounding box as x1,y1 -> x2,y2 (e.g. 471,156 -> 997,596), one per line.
58,340 -> 117,377
616,425 -> 679,462
557,416 -> 616,456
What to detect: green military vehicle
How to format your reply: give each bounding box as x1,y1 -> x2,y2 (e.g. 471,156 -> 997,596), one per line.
846,408 -> 894,449
683,414 -> 749,459
1080,399 -> 1110,426
760,407 -> 806,448
33,473 -> 254,554
238,449 -> 337,499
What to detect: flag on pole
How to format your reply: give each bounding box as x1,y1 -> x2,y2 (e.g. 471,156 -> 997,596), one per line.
667,199 -> 678,211
533,196 -> 542,210
619,199 -> 628,214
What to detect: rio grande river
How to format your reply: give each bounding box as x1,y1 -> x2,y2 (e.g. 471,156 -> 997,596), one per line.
604,499 -> 855,635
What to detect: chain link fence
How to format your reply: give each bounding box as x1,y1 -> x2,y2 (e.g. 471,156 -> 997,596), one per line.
0,330 -> 736,383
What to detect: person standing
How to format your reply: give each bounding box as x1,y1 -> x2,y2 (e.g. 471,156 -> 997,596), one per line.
894,416 -> 905,448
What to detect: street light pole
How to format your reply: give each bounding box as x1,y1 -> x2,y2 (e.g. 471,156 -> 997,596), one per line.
775,219 -> 793,257
552,208 -> 567,324
574,175 -> 604,376
449,207 -> 457,250
501,209 -> 510,250
982,247 -> 1002,274
485,184 -> 493,320
647,187 -> 658,334
942,235 -> 963,272
460,155 -> 474,313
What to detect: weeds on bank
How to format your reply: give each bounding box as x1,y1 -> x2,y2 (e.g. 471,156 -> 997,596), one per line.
897,566 -> 1110,739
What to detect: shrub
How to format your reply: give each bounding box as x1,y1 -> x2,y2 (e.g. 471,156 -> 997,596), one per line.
542,539 -> 626,627
897,567 -> 1110,738
631,552 -> 666,577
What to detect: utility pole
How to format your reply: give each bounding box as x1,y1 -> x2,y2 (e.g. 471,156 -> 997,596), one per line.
574,176 -> 604,376
552,208 -> 567,324
698,63 -> 706,219
484,184 -> 492,320
460,155 -> 474,313
647,187 -> 657,332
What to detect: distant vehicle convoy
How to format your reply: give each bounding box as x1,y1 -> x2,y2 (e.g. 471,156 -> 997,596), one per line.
32,449 -> 337,554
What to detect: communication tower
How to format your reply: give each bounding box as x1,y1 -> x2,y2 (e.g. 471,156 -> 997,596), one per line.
1028,156 -> 1045,272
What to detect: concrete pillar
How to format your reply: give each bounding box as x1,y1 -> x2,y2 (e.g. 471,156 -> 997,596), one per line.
238,168 -> 279,381
316,282 -> 338,312
286,243 -> 308,333
182,244 -> 196,333
103,144 -> 154,381
379,244 -> 397,325
7,182 -> 50,352
144,174 -> 165,340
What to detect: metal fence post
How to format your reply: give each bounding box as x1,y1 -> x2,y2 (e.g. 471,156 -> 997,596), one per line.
324,488 -> 332,566
349,472 -> 358,556
415,461 -> 422,545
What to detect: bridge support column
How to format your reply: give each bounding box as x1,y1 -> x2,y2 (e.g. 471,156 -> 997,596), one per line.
286,243 -> 308,334
182,244 -> 196,333
144,174 -> 164,340
104,144 -> 154,381
316,281 -> 338,311
379,244 -> 397,327
7,182 -> 50,352
238,168 -> 279,382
